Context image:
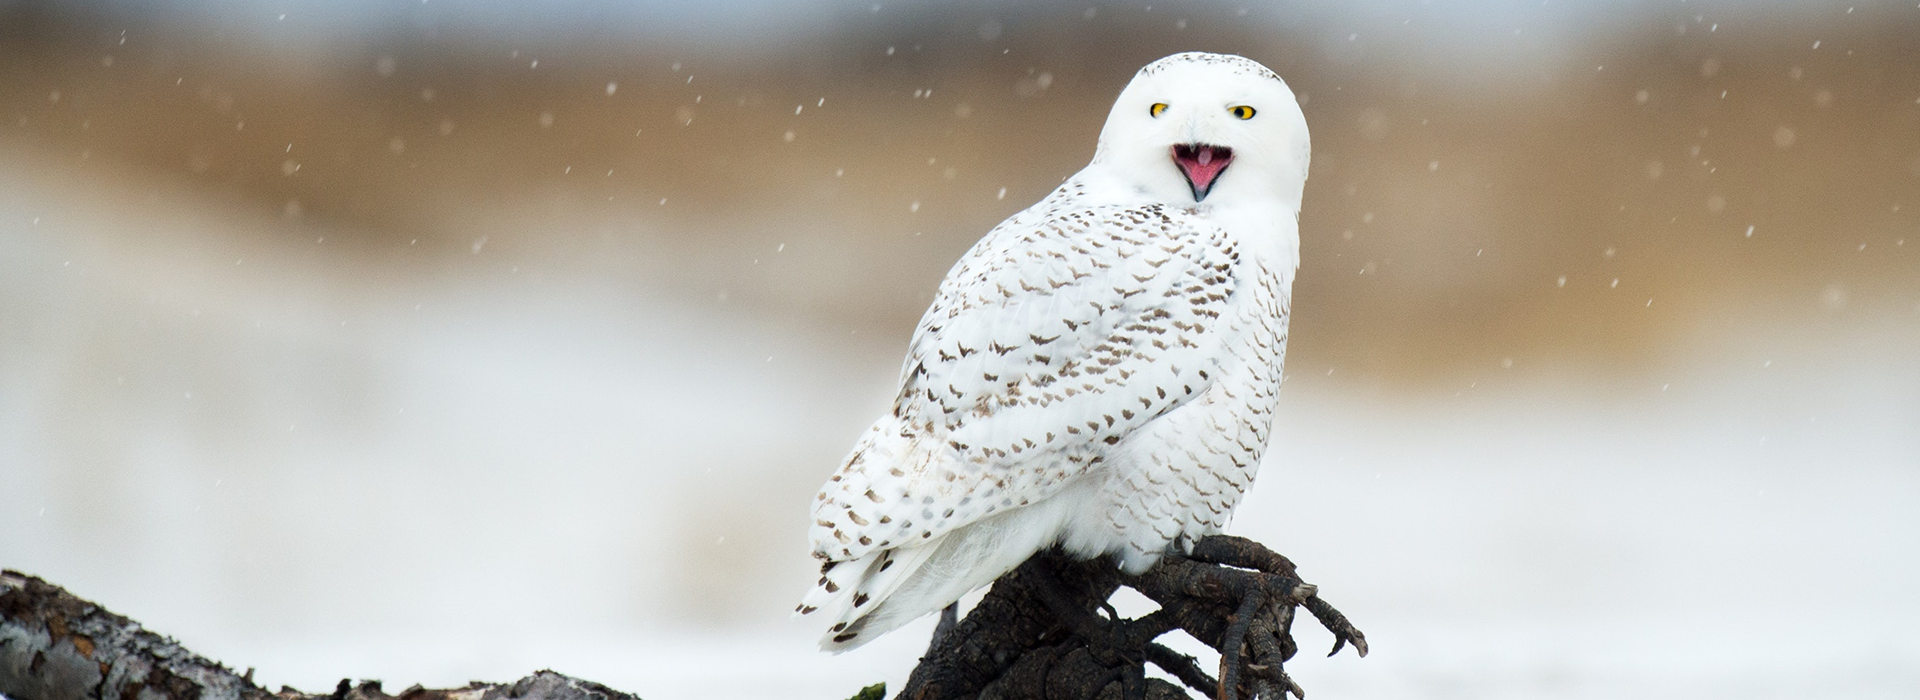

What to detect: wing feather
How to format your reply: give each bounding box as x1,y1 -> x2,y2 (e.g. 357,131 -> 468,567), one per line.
809,202 -> 1240,562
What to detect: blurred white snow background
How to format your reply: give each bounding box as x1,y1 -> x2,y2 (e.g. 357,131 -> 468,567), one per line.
3,1 -> 1918,698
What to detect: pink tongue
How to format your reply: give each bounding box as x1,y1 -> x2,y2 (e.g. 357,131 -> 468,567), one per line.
1176,146 -> 1231,193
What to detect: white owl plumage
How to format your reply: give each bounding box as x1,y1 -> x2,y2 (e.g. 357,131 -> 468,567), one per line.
800,52 -> 1311,651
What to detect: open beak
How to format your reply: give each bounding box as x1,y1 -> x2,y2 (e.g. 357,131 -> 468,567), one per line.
1172,144 -> 1233,201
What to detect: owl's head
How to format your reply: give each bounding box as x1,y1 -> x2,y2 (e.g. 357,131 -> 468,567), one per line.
1093,52 -> 1310,210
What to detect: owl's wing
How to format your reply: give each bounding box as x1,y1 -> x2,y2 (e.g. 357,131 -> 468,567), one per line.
810,203 -> 1243,562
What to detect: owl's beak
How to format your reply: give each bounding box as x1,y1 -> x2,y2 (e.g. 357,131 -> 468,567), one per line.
1172,144 -> 1233,201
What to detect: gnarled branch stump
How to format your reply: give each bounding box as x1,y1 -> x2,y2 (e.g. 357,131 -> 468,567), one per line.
899,536 -> 1366,700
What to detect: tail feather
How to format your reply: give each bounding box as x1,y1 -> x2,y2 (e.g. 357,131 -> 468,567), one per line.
797,491 -> 1084,652
797,536 -> 947,652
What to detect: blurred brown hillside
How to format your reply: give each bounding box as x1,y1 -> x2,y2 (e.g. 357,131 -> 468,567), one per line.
4,1 -> 1916,391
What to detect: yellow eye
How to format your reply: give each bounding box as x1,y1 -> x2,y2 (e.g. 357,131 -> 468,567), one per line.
1230,105 -> 1257,120
1149,103 -> 1168,118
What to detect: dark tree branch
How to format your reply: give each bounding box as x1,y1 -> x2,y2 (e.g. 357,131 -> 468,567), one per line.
898,536 -> 1366,700
4,535 -> 1364,700
0,571 -> 650,700
1143,642 -> 1216,696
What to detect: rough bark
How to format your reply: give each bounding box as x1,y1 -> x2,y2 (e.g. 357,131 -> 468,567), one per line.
0,571 -> 647,700
3,534 -> 1364,700
899,536 -> 1367,700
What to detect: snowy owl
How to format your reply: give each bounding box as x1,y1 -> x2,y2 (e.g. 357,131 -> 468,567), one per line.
799,52 -> 1310,651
